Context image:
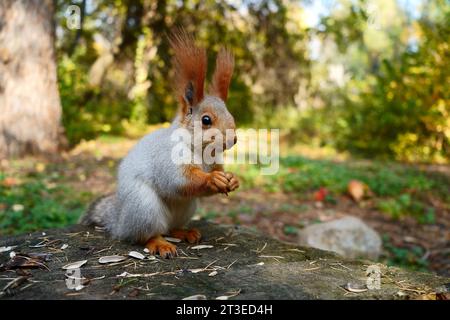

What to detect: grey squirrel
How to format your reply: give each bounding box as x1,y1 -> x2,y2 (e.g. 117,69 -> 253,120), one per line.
79,30 -> 239,258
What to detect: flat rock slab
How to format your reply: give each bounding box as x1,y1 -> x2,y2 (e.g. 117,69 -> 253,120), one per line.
0,220 -> 448,300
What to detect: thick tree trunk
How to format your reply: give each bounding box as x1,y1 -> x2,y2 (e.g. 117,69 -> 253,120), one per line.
0,0 -> 64,158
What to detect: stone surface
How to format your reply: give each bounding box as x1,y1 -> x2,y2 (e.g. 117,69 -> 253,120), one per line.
298,216 -> 382,260
0,220 -> 448,300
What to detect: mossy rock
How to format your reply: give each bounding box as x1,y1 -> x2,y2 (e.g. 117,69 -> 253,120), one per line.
0,220 -> 448,299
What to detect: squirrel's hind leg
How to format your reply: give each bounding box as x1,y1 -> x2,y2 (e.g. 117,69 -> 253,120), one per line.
146,235 -> 178,258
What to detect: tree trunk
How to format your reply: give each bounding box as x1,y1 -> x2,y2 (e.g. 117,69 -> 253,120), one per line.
0,0 -> 64,158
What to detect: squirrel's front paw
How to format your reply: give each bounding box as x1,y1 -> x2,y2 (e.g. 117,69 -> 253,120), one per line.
208,171 -> 229,194
225,172 -> 239,192
146,235 -> 177,259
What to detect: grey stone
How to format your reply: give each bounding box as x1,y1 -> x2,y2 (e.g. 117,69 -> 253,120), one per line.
298,216 -> 382,260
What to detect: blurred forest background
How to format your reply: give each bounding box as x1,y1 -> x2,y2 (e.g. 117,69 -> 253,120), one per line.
0,0 -> 449,275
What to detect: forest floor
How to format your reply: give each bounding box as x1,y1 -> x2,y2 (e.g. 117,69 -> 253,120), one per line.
1,135 -> 449,276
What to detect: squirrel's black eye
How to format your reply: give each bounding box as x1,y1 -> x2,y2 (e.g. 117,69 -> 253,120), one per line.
202,115 -> 212,126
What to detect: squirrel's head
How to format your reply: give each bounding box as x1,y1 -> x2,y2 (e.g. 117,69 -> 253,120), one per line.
169,29 -> 236,151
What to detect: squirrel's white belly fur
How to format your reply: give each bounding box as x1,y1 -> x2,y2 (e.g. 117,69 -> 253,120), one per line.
80,124 -> 205,244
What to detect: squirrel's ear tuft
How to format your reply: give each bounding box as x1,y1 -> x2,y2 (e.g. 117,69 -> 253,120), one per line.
210,47 -> 234,102
169,28 -> 207,110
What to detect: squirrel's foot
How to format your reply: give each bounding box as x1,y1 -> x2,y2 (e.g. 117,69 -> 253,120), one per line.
146,235 -> 178,258
170,228 -> 202,244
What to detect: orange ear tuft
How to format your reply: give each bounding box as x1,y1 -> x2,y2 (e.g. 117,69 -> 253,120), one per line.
169,28 -> 207,108
210,47 -> 234,101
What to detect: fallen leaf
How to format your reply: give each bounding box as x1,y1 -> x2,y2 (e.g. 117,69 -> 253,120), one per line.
313,187 -> 328,202
347,180 -> 370,202
1,254 -> 49,271
28,252 -> 52,261
128,288 -> 140,298
437,293 -> 450,300
2,177 -> 18,187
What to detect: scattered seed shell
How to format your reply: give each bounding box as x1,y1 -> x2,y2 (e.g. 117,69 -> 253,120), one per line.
128,251 -> 145,260
216,290 -> 241,300
343,283 -> 368,293
98,255 -> 127,264
396,291 -> 408,297
248,262 -> 265,266
191,245 -> 213,250
208,271 -> 218,277
62,260 -> 87,270
182,294 -> 207,300
164,237 -> 182,243
143,248 -> 150,253
0,246 -> 17,253
61,244 -> 69,250
189,268 -> 205,274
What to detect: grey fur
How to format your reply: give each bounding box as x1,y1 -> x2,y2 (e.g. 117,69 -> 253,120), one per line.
79,95 -> 235,244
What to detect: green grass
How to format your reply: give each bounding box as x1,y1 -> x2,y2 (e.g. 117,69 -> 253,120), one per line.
382,234 -> 429,272
227,155 -> 448,223
0,173 -> 90,236
1,155 -> 446,236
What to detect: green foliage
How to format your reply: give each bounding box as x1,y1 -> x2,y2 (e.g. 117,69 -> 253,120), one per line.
54,1 -> 450,162
318,0 -> 450,162
382,235 -> 429,272
58,55 -> 129,145
283,225 -> 299,235
0,174 -> 87,235
378,194 -> 436,224
55,0 -> 309,145
229,155 -> 443,224
275,156 -> 434,197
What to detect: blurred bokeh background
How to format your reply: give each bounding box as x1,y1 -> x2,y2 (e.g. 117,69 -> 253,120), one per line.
0,0 -> 449,275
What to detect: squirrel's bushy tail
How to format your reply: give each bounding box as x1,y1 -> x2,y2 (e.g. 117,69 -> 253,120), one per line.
79,193 -> 116,227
